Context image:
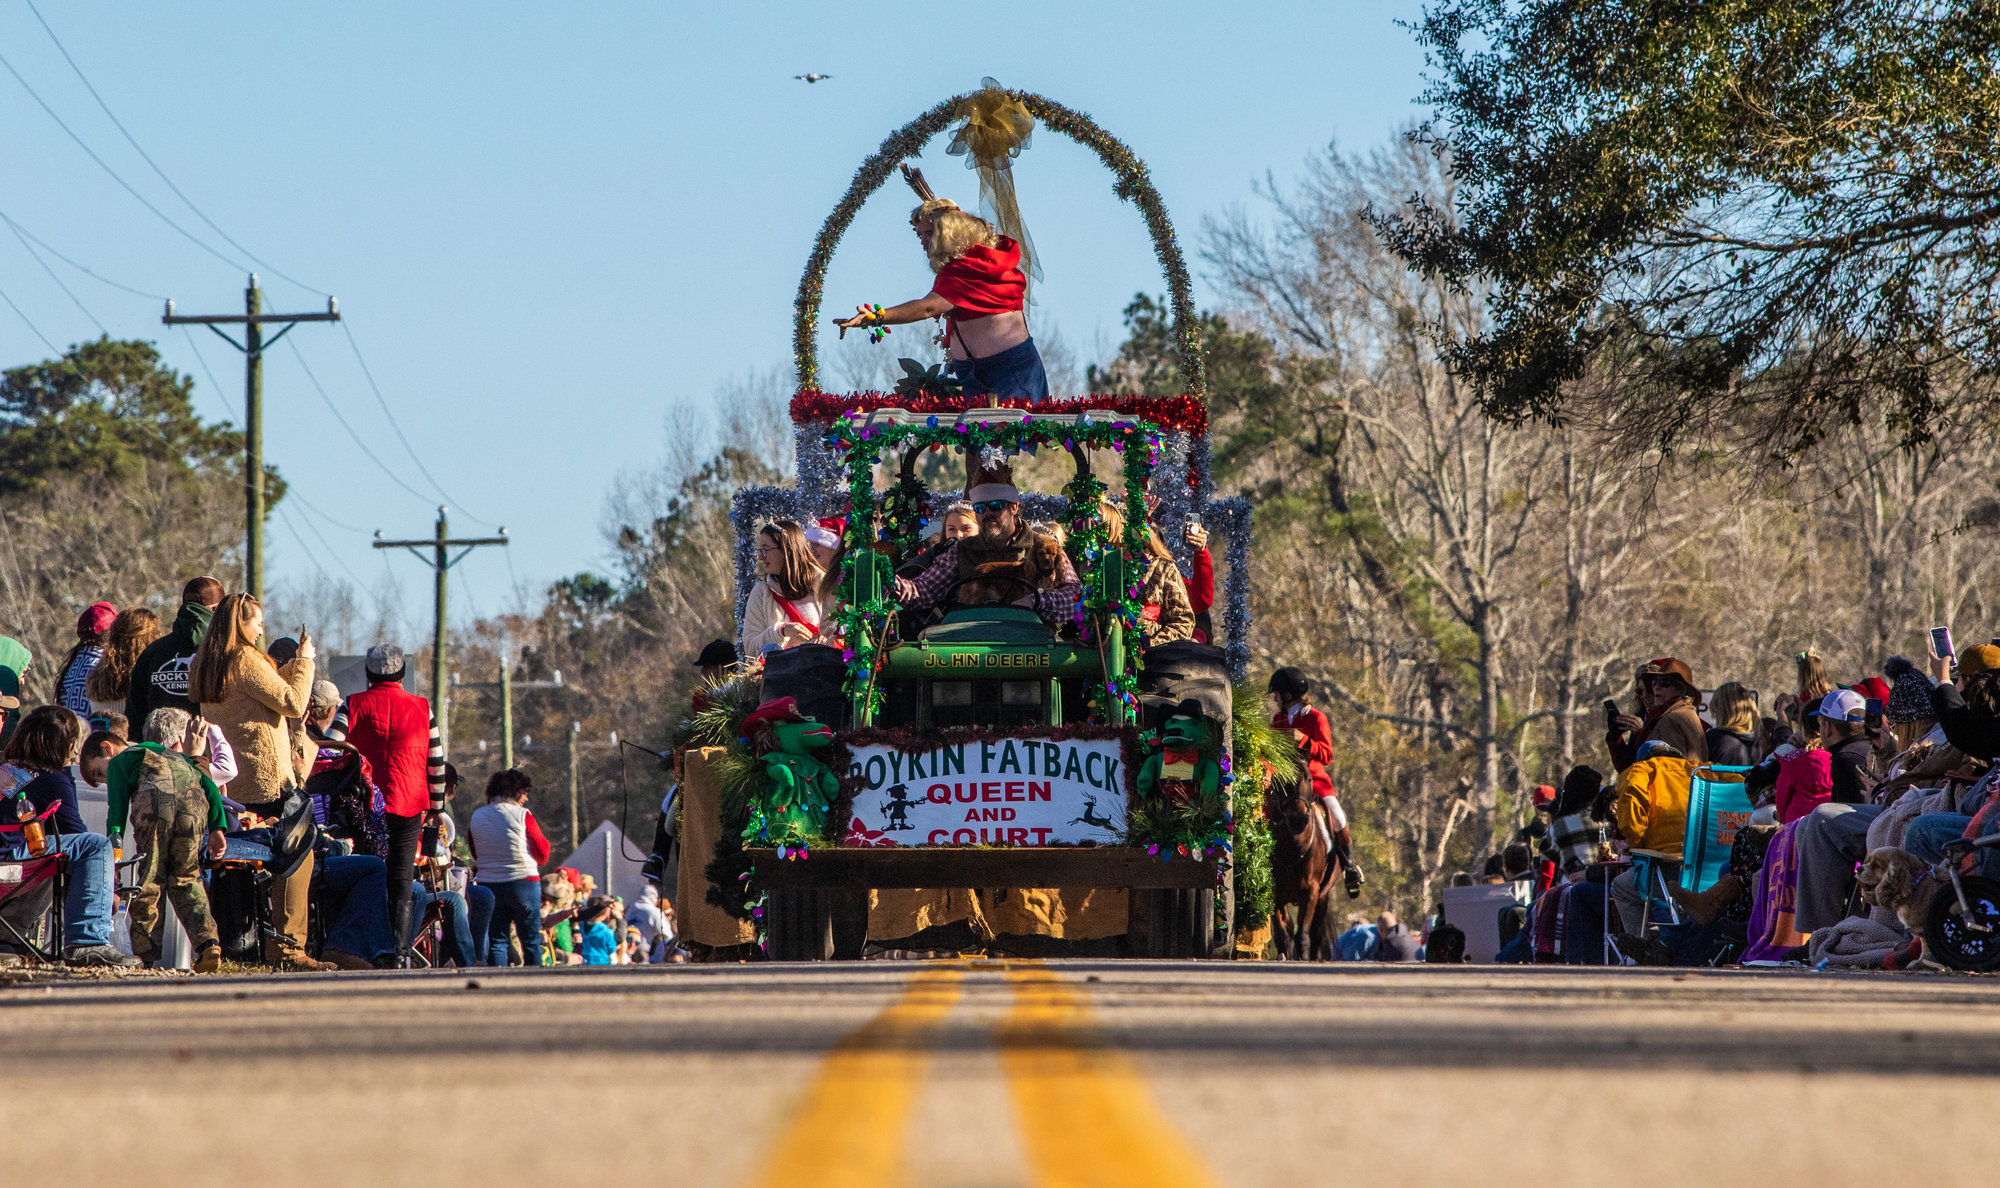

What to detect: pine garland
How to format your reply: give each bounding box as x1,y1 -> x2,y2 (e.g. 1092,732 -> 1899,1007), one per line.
791,89 -> 1204,401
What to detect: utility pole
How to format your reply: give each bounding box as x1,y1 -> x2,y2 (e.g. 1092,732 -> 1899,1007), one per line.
454,652 -> 561,769
164,275 -> 340,602
375,507 -> 508,757
521,723 -> 617,853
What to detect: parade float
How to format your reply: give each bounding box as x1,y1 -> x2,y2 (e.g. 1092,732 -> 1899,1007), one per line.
678,82 -> 1275,960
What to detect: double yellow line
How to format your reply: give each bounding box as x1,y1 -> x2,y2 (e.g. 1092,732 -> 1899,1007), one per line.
749,962 -> 1213,1188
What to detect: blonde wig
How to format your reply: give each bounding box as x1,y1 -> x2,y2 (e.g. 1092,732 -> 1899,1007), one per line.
913,198 -> 999,272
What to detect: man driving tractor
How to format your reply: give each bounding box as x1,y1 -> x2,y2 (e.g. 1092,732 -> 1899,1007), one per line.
892,457 -> 1082,630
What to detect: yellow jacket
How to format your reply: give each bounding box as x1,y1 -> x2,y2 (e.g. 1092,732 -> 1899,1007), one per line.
1614,756 -> 1693,857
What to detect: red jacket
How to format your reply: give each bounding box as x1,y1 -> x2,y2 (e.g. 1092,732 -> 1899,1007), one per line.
1275,702 -> 1336,800
337,680 -> 445,817
1187,547 -> 1215,643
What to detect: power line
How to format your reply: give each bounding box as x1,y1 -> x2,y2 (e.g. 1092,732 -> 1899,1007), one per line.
280,337 -> 438,506
0,280 -> 61,355
21,0 -> 327,298
4,216 -> 105,334
340,320 -> 494,526
0,45 -> 247,275
179,326 -> 233,421
288,487 -> 372,535
0,209 -> 164,300
274,503 -> 337,586
281,500 -> 370,591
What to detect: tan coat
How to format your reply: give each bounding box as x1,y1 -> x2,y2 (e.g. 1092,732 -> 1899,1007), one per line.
205,649 -> 314,806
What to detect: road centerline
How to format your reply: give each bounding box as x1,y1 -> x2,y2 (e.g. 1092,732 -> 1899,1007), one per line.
997,963 -> 1217,1188
747,964 -> 966,1188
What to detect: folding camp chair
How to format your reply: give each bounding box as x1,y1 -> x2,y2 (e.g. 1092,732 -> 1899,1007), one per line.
0,805 -> 65,964
1681,765 -> 1755,893
1603,850 -> 1683,964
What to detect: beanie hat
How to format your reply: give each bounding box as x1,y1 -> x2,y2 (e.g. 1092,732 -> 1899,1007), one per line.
1960,644 -> 2000,680
1882,656 -> 1935,724
366,642 -> 405,679
78,601 -> 117,637
1849,676 -> 1891,706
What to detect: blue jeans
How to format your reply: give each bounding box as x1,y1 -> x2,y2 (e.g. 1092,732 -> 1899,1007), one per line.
407,882 -> 488,967
319,854 -> 396,962
481,879 -> 544,967
465,882 -> 494,960
947,336 -> 1048,403
56,832 -> 112,948
1904,812 -> 2000,879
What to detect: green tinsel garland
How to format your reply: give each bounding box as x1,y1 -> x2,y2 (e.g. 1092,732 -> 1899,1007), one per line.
827,412 -> 1161,717
792,88 -> 1205,401
1228,685 -> 1295,933
877,465 -> 929,566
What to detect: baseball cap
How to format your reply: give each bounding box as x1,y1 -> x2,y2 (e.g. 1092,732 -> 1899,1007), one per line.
1819,689 -> 1867,723
310,680 -> 343,711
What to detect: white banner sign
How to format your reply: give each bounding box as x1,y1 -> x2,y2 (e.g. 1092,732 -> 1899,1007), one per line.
843,737 -> 1127,847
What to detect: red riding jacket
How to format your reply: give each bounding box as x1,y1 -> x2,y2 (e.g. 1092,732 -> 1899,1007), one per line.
1274,702 -> 1336,801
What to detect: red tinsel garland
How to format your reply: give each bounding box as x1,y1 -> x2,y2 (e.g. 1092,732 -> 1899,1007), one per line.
836,722 -> 1142,800
792,390 -> 1209,438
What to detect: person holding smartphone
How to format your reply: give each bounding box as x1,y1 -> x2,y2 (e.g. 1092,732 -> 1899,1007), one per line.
187,593 -> 328,970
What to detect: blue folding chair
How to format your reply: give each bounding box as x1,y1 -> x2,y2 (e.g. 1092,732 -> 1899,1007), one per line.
1681,765 -> 1754,893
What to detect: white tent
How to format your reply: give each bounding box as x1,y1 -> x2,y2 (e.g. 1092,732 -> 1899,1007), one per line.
557,820 -> 649,907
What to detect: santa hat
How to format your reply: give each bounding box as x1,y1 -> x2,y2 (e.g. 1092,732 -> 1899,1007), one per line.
967,450 -> 1018,505
803,517 -> 845,550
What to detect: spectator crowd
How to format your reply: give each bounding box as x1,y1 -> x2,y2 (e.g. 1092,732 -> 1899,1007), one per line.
0,577 -> 683,972
1389,645 -> 2000,969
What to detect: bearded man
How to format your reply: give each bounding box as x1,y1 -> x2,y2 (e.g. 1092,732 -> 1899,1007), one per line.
893,461 -> 1081,628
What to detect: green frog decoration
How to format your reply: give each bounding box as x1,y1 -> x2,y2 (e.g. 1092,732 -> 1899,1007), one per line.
740,697 -> 840,851
1136,700 -> 1221,807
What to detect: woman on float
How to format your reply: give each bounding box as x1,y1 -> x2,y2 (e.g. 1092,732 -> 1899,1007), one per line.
739,520 -> 824,658
834,196 -> 1047,402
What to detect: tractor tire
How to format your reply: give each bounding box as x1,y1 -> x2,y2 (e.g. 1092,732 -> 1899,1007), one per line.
765,888 -> 834,962
1128,888 -> 1215,959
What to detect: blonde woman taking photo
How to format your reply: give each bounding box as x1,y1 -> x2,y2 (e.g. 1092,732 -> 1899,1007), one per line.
189,592 -> 328,970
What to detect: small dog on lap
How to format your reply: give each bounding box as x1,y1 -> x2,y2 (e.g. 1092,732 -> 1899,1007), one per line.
1857,847 -> 1945,969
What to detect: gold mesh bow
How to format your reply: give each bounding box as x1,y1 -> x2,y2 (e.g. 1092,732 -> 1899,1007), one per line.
947,77 -> 1041,299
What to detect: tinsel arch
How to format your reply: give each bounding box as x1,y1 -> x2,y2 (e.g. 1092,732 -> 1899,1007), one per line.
792,88 -> 1205,402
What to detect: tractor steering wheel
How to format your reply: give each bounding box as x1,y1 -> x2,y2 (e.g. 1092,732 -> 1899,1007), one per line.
938,573 -> 1042,610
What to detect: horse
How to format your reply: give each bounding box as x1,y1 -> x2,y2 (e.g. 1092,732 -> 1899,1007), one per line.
1265,768 -> 1339,960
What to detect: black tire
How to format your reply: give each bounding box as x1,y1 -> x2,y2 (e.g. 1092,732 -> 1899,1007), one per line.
1925,875 -> 2000,972
1127,888 -> 1214,959
765,888 -> 834,962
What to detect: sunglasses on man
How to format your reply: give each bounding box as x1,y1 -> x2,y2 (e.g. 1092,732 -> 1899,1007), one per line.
971,499 -> 1013,515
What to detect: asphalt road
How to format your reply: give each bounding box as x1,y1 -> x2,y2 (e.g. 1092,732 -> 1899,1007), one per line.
5,961 -> 1999,1187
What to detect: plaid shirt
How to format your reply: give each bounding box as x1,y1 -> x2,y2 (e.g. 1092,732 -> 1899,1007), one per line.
894,539 -> 1084,628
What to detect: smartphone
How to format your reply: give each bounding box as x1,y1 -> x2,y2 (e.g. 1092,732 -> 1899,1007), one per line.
1603,699 -> 1622,730
1865,698 -> 1884,729
1931,626 -> 1955,658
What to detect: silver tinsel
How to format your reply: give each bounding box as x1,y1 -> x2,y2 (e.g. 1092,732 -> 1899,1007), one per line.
1207,495 -> 1253,681
731,485 -> 811,660
1154,431 -> 1193,574
794,427 -> 843,519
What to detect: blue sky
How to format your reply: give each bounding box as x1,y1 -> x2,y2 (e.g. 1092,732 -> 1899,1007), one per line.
0,1 -> 1427,639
